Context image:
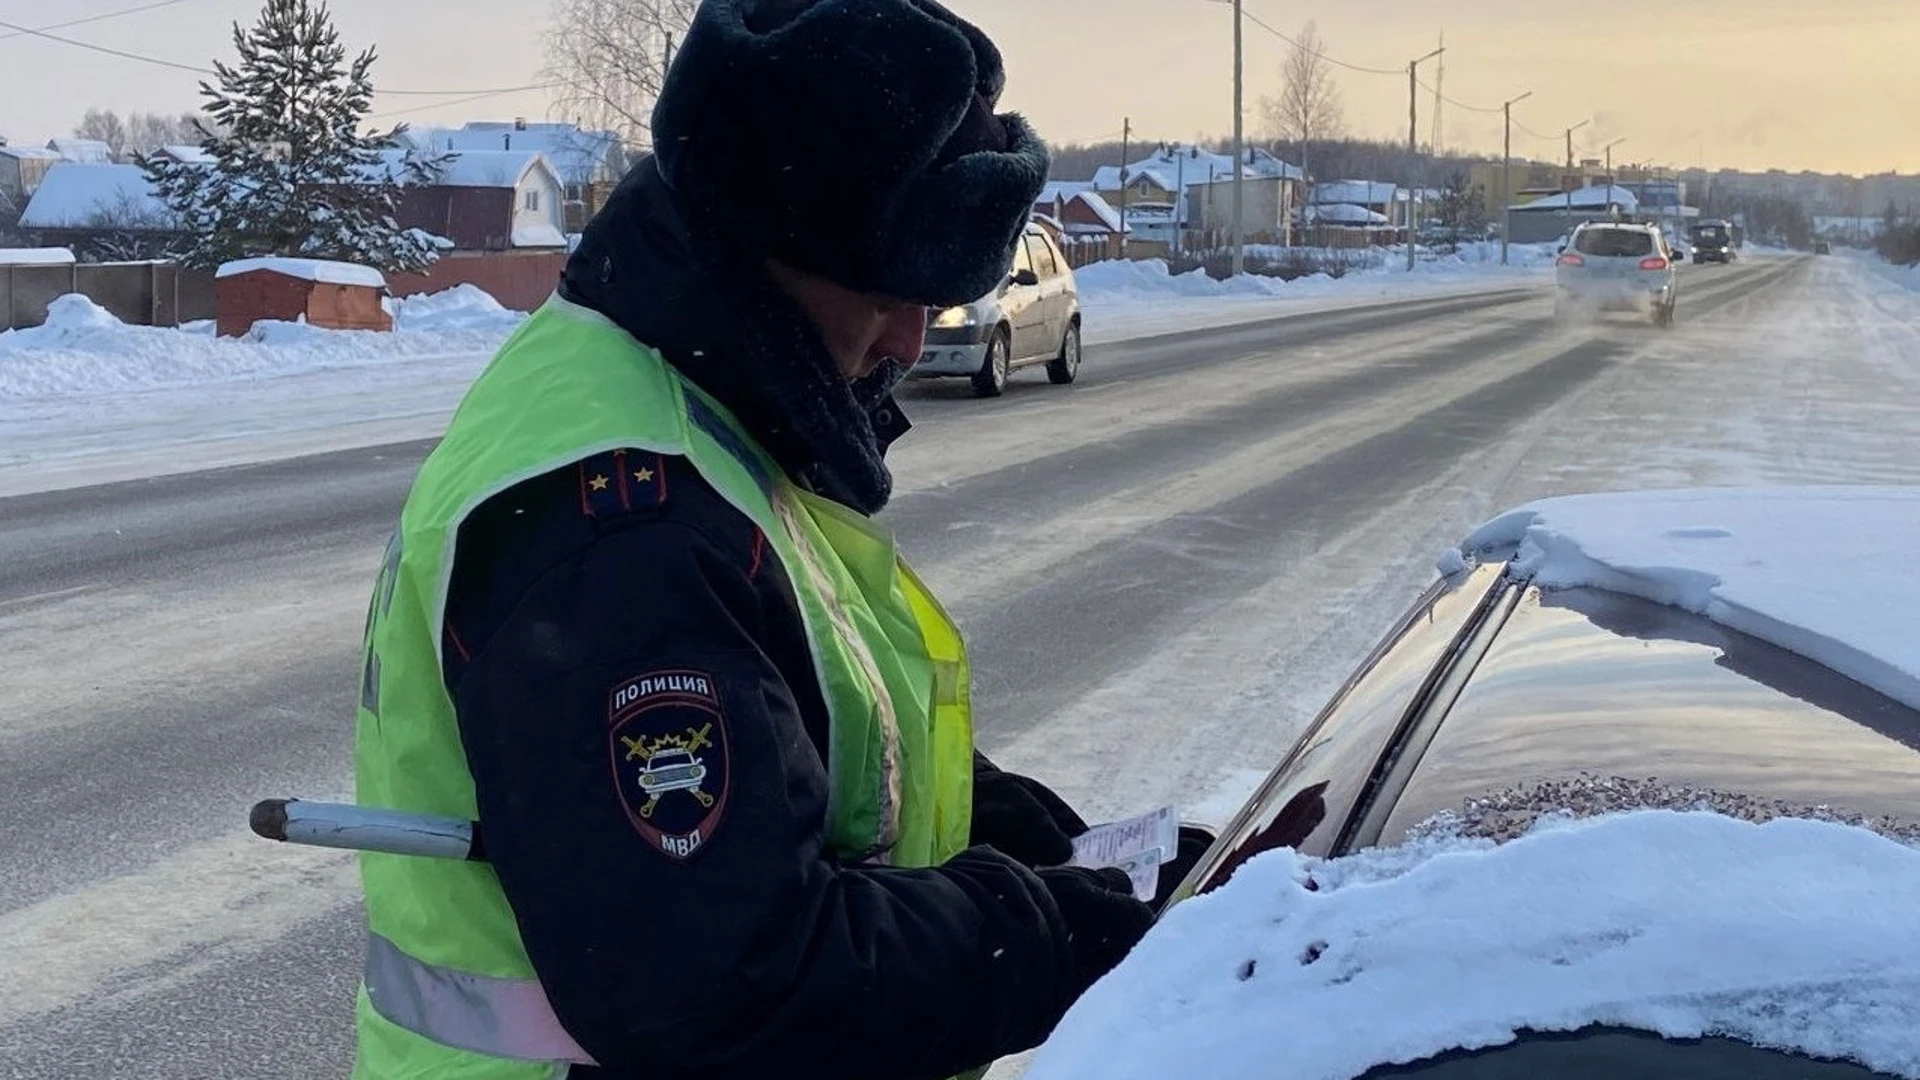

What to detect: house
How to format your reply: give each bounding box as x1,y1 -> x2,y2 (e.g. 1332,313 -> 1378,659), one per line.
402,121 -> 628,230
47,138 -> 116,164
1034,189 -> 1131,263
1504,185 -> 1642,244
17,163 -> 182,257
1093,144 -> 1306,219
390,149 -> 569,251
1186,174 -> 1297,246
1310,180 -> 1399,215
0,146 -> 63,222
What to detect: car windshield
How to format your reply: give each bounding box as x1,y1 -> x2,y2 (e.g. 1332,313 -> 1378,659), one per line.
1573,228 -> 1655,257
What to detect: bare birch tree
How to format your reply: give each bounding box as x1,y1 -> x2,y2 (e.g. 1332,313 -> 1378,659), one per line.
542,0 -> 699,147
1259,21 -> 1344,184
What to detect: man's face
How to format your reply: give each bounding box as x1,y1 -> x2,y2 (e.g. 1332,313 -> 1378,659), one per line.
768,262 -> 929,381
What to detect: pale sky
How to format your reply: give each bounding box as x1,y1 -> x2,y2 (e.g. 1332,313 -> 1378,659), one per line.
2,0 -> 1915,175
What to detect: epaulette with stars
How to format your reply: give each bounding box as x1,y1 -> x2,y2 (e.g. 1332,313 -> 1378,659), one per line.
577,449 -> 671,519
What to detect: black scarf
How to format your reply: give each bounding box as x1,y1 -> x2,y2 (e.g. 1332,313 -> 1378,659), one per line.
559,161 -> 912,515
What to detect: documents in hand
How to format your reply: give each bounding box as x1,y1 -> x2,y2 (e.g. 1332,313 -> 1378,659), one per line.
1069,806 -> 1179,902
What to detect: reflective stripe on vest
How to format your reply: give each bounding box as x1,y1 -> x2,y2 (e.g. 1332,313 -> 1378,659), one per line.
365,932 -> 598,1067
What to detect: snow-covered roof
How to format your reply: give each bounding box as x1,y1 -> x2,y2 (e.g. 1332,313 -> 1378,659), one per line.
1030,810 -> 1920,1080
156,145 -> 215,164
1091,145 -> 1304,193
47,138 -> 115,164
216,257 -> 388,288
1071,190 -> 1125,232
18,164 -> 177,230
366,148 -> 559,191
0,146 -> 63,161
1459,487 -> 1920,714
1514,184 -> 1641,212
1038,180 -> 1093,203
0,247 -> 76,266
1304,202 -> 1391,226
401,122 -> 625,186
1312,180 -> 1398,206
435,149 -> 556,190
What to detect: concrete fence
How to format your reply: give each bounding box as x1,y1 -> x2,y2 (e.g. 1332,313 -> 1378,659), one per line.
2,261 -> 217,331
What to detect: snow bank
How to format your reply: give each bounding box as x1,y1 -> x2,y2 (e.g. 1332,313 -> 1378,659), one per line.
1458,488 -> 1920,715
0,287 -> 522,398
386,284 -> 525,333
1028,811 -> 1920,1080
215,257 -> 388,288
1075,246 -> 1554,308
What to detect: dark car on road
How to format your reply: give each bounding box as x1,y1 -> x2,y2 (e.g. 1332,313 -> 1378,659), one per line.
1150,505 -> 1920,1078
1687,219 -> 1738,263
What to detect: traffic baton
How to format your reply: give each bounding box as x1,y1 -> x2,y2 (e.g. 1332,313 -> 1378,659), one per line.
249,798 -> 485,861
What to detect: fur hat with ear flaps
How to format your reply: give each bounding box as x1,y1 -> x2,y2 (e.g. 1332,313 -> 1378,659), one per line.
652,0 -> 1051,309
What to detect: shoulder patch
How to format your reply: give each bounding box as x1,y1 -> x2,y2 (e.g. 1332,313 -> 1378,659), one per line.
607,670 -> 730,861
578,450 -> 671,520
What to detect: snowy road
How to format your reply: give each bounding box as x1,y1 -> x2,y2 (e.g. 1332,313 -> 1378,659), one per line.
7,253 -> 1915,1077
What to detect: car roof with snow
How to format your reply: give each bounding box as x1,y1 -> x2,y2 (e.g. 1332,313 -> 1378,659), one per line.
1028,488 -> 1920,1080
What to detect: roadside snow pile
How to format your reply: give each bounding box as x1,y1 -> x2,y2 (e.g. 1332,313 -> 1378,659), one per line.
1028,811 -> 1920,1080
387,284 -> 526,333
1073,259 -> 1289,301
1075,248 -> 1552,308
1459,487 -> 1920,715
0,288 -> 520,398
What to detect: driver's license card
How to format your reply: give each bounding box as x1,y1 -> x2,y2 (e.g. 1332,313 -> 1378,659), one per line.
1070,806 -> 1179,902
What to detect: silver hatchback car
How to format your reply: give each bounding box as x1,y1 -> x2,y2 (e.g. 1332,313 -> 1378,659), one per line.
1554,222 -> 1679,327
909,223 -> 1082,397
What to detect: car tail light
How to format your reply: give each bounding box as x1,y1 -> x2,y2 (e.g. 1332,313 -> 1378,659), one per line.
1557,253 -> 1585,267
1640,256 -> 1670,270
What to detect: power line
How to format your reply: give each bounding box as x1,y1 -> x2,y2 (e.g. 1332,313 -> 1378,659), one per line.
366,86 -> 558,122
1232,6 -> 1403,77
0,15 -> 558,98
0,17 -> 213,73
378,83 -> 559,99
1415,77 -> 1503,115
0,0 -> 201,43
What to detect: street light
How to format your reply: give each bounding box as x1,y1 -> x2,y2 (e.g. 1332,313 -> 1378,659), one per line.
1564,118 -> 1592,171
1406,45 -> 1445,272
1604,137 -> 1628,209
1500,90 -> 1533,265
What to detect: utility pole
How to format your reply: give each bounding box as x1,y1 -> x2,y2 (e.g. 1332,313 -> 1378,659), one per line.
1430,31 -> 1445,155
1605,136 -> 1627,211
1500,90 -> 1533,265
1407,45 -> 1444,272
1231,0 -> 1245,275
1564,118 -> 1591,173
1118,117 -> 1131,259
664,32 -> 675,74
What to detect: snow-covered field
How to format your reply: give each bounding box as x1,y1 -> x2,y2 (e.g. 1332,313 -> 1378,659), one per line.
0,252 -> 1548,496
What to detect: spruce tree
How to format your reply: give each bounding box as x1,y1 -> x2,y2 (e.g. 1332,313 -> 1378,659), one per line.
144,0 -> 446,272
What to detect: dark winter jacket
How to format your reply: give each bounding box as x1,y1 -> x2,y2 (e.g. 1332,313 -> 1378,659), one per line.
439,166 -> 1083,1078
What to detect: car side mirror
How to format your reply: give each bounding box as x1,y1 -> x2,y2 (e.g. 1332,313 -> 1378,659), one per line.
1011,268 -> 1040,287
1672,249 -> 1686,261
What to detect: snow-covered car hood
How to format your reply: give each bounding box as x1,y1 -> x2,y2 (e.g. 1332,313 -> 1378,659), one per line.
1026,810 -> 1920,1080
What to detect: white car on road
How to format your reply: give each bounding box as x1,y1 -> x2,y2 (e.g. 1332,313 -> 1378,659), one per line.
909,223 -> 1082,398
1554,222 -> 1680,327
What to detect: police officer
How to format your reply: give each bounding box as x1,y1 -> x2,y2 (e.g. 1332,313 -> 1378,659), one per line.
349,1 -> 1163,1076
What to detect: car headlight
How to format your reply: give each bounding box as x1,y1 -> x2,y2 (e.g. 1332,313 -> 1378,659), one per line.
931,306 -> 975,329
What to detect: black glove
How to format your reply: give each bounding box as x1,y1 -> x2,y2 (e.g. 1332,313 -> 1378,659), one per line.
1151,825 -> 1217,914
1037,865 -> 1156,1002
971,754 -> 1088,868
